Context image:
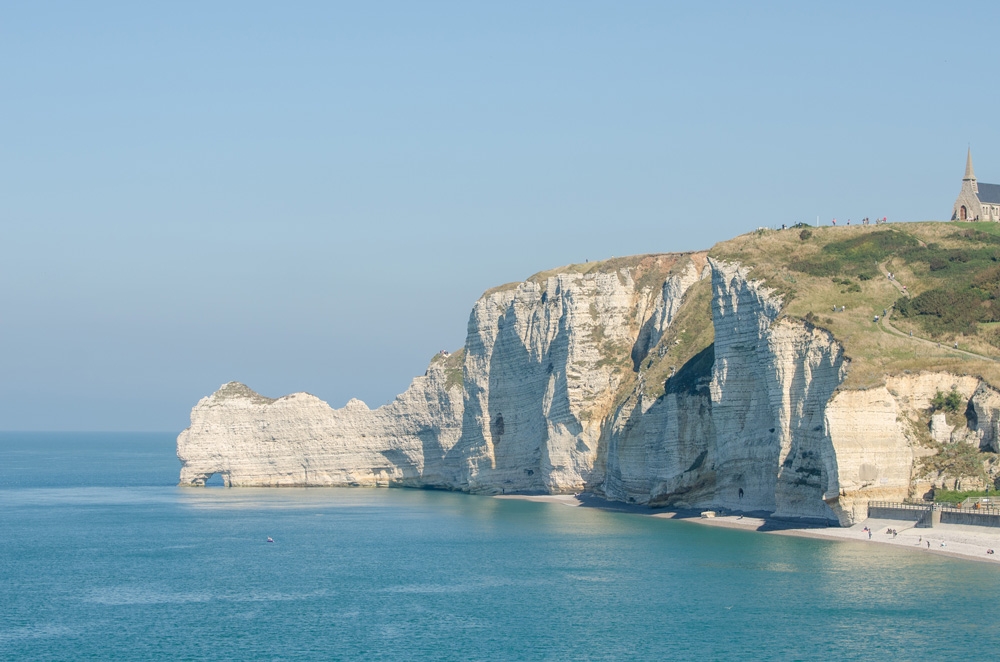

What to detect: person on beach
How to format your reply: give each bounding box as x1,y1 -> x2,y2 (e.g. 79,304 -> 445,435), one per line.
868,530 -> 872,539
927,540 -> 931,548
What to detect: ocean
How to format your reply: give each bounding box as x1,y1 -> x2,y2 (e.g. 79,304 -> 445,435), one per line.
2,432 -> 999,660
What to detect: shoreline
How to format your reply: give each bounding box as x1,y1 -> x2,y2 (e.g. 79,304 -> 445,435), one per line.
495,493 -> 1000,566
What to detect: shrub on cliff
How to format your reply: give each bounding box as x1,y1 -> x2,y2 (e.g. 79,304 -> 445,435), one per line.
920,441 -> 989,487
789,230 -> 920,278
931,389 -> 964,413
895,288 -> 1000,336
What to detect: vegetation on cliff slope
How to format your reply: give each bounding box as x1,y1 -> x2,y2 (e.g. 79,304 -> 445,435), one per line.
710,222 -> 1000,389
430,348 -> 466,392
634,276 -> 715,402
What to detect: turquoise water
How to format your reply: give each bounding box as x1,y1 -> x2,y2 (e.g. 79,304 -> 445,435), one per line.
3,433 -> 1000,660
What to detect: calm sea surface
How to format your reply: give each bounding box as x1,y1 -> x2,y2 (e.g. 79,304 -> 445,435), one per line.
2,432 -> 1000,660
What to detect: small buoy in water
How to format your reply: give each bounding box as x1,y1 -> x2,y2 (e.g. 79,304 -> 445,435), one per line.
267,537 -> 274,543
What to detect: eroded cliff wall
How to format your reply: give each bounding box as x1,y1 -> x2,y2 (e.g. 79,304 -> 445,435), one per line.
177,364 -> 464,488
177,251 -> 1000,526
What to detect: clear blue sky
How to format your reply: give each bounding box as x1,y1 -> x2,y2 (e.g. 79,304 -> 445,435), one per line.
2,1 -> 998,431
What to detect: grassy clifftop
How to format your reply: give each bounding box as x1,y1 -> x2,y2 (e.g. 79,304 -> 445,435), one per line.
470,223 -> 1000,396
710,222 -> 1000,389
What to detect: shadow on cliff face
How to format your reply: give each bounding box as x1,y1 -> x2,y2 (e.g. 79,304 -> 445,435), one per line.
665,344 -> 715,397
592,344 -> 717,505
486,309 -> 548,487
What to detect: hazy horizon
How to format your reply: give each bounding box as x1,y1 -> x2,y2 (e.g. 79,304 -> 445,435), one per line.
3,1 -> 999,431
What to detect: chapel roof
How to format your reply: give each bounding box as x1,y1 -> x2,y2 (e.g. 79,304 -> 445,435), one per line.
979,183 -> 1000,204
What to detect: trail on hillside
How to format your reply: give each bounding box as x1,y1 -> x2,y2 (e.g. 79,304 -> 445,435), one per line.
875,261 -> 999,364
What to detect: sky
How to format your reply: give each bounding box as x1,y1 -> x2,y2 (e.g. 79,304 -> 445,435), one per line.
2,1 -> 1000,431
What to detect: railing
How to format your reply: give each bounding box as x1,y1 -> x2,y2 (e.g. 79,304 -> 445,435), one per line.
960,496 -> 1000,509
868,500 -> 1000,517
942,502 -> 1000,516
868,501 -> 931,512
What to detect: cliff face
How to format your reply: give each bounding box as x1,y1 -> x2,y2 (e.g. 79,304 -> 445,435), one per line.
455,256 -> 706,494
177,367 -> 464,488
178,247 -> 1000,526
594,260 -> 847,522
179,253 -> 706,494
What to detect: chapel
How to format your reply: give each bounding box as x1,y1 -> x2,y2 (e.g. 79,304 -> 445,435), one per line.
953,148 -> 1000,221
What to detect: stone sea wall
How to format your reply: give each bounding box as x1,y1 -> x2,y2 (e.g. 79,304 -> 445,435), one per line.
177,252 -> 1000,525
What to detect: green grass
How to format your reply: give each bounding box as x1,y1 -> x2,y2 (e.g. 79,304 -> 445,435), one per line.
430,348 -> 466,392
932,488 -> 999,503
788,229 -> 921,279
781,227 -> 1000,338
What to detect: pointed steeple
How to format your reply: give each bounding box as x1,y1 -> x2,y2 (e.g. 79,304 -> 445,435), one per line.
965,147 -> 977,181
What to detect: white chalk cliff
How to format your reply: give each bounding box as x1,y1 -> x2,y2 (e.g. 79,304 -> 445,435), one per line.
178,252 -> 1000,525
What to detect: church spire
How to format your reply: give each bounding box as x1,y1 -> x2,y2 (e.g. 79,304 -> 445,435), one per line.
965,147 -> 977,181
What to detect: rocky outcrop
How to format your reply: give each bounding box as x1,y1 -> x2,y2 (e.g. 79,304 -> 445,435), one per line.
969,383 -> 1000,452
177,363 -> 464,488
177,251 -> 1000,527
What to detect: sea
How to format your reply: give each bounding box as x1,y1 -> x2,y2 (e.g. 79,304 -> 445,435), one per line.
2,432 -> 1000,661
